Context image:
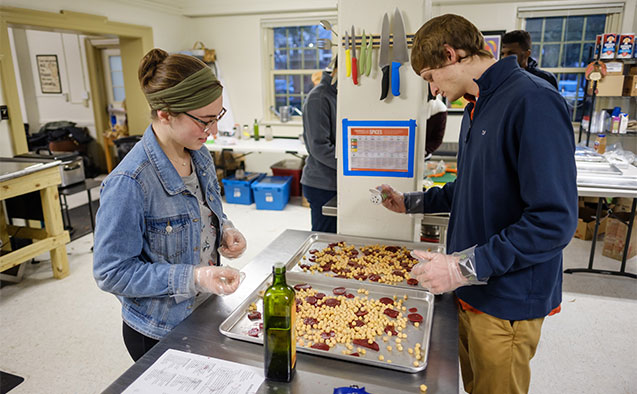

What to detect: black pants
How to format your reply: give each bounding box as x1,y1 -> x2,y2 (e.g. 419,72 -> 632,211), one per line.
123,321 -> 159,361
302,184 -> 337,233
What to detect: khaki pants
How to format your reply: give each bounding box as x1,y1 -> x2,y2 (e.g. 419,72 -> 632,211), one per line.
458,306 -> 545,394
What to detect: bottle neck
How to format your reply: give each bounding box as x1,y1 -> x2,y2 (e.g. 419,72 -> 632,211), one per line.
272,268 -> 287,286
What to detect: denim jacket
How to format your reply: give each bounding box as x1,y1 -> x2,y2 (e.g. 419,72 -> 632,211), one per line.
93,124 -> 229,340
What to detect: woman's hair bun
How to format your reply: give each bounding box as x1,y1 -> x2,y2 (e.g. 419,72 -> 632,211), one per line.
138,48 -> 169,88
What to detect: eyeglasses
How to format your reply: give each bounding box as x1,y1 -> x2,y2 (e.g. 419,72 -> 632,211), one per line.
183,107 -> 227,132
419,55 -> 468,83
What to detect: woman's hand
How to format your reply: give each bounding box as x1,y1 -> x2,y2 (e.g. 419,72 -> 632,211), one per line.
378,184 -> 406,213
219,227 -> 246,259
194,266 -> 242,295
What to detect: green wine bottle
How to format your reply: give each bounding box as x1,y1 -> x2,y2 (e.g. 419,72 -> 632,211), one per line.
263,263 -> 296,382
253,118 -> 260,141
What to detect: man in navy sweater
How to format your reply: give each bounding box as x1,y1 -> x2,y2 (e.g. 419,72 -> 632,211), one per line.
501,30 -> 558,89
379,15 -> 577,394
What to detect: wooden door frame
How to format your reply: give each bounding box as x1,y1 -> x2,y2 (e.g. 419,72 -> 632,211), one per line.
0,6 -> 153,156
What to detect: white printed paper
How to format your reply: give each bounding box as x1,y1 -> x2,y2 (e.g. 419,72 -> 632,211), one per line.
123,349 -> 264,394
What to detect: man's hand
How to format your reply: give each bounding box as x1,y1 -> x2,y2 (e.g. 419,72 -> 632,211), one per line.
411,250 -> 467,294
378,184 -> 406,213
219,228 -> 247,259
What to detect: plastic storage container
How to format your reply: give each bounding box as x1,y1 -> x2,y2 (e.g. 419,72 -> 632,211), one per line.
270,159 -> 304,196
221,172 -> 266,205
251,176 -> 293,210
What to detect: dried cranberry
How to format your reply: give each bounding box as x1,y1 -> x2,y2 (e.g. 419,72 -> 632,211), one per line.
303,317 -> 318,326
247,328 -> 260,337
294,283 -> 312,291
309,249 -> 319,254
407,278 -> 419,286
409,307 -> 418,313
315,292 -> 326,299
408,313 -> 424,323
309,256 -> 317,262
349,352 -> 360,357
320,330 -> 336,339
328,242 -> 339,248
384,324 -> 398,336
350,250 -> 359,255
259,322 -> 264,329
345,293 -> 355,298
323,298 -> 341,307
305,296 -> 317,305
352,338 -> 379,351
385,246 -> 399,253
392,270 -> 405,277
247,311 -> 261,321
383,308 -> 399,318
355,309 -> 368,317
311,343 -> 330,351
368,274 -> 381,282
379,297 -> 394,305
332,287 -> 347,295
350,319 -> 365,327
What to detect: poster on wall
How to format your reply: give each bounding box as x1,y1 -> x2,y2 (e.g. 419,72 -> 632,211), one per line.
447,30 -> 504,113
342,119 -> 416,177
36,54 -> 62,94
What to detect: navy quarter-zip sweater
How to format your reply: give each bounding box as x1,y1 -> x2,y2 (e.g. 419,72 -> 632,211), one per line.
405,56 -> 578,321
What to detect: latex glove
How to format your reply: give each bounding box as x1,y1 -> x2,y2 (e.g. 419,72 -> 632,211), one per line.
219,227 -> 246,259
410,250 -> 467,295
194,266 -> 242,295
378,184 -> 406,213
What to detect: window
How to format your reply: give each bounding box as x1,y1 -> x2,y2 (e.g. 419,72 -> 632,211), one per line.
264,19 -> 335,121
519,4 -> 622,122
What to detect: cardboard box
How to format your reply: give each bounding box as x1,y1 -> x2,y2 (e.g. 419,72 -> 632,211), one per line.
574,206 -> 607,240
623,75 -> 637,96
629,65 -> 637,75
602,214 -> 637,261
592,75 -> 624,96
613,197 -> 636,213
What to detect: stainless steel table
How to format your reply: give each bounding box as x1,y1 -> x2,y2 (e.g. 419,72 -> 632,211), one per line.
102,229 -> 459,394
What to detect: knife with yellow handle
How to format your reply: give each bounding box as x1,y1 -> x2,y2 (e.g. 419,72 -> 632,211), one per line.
345,30 -> 351,77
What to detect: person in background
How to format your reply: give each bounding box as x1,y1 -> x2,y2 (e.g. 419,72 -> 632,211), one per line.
93,48 -> 246,361
301,59 -> 337,233
379,15 -> 577,394
424,94 -> 448,159
501,30 -> 558,89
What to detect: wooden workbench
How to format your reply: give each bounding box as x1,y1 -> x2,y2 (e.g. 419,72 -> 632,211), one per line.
0,161 -> 70,279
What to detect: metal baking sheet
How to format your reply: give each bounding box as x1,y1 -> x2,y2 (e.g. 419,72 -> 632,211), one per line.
285,233 -> 444,290
219,272 -> 434,373
576,161 -> 623,176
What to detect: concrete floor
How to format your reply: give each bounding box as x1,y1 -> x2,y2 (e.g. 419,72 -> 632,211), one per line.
1,191 -> 636,394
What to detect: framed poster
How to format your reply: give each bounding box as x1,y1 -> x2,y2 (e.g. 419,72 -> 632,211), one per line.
447,30 -> 505,113
342,119 -> 416,178
36,54 -> 62,94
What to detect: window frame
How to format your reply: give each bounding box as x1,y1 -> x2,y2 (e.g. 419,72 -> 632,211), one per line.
261,14 -> 337,123
516,4 -> 623,122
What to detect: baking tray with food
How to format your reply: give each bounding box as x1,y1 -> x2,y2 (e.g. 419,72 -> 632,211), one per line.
285,233 -> 445,289
219,271 -> 434,373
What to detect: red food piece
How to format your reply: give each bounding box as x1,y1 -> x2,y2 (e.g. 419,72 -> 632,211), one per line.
379,297 -> 394,305
309,249 -> 319,254
294,283 -> 312,291
385,246 -> 399,253
350,250 -> 359,255
345,293 -> 355,298
315,292 -> 326,299
320,330 -> 336,339
353,338 -> 380,351
332,287 -> 347,295
311,343 -> 330,351
336,274 -> 349,279
303,317 -> 318,326
354,273 -> 368,280
368,274 -> 381,282
383,308 -> 399,318
299,264 -> 311,270
347,260 -> 359,267
328,242 -> 339,248
309,256 -> 317,262
384,324 -> 398,336
408,313 -> 424,323
392,270 -> 405,277
323,298 -> 341,307
350,319 -> 365,327
362,250 -> 373,256
355,309 -> 369,317
247,311 -> 261,321
259,322 -> 264,329
247,328 -> 260,337
407,278 -> 419,286
349,352 -> 360,357
305,296 -> 317,305
325,250 -> 336,256
409,307 -> 418,313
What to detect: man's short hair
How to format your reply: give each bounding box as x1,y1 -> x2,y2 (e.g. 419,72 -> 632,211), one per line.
411,14 -> 493,74
502,30 -> 532,51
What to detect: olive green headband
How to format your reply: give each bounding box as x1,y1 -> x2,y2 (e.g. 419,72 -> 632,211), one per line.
144,67 -> 222,113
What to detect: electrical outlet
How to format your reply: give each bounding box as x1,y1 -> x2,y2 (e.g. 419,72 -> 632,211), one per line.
0,105 -> 8,120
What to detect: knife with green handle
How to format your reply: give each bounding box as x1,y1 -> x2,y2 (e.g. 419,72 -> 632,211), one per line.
391,7 -> 409,97
365,33 -> 372,76
359,30 -> 366,77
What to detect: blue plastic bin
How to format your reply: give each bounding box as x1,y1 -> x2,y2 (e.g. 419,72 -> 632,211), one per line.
251,176 -> 293,210
221,172 -> 266,205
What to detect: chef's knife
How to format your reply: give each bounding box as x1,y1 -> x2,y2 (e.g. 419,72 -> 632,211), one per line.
392,7 -> 409,97
345,31 -> 351,77
359,30 -> 367,77
365,33 -> 372,76
379,13 -> 390,99
351,25 -> 358,85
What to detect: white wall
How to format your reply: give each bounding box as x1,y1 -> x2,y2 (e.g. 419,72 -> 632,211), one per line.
0,82 -> 13,157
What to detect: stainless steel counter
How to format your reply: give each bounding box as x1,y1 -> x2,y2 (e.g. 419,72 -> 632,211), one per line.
102,230 -> 459,394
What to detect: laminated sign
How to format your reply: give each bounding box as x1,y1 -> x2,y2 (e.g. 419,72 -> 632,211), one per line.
342,119 -> 416,177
